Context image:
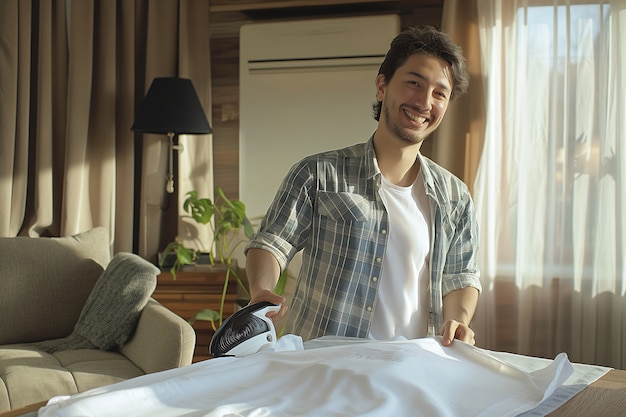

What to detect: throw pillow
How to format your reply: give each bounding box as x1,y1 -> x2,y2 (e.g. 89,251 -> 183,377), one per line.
37,252 -> 159,352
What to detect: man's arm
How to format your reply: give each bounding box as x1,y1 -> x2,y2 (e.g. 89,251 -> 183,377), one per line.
440,286 -> 479,346
245,248 -> 287,320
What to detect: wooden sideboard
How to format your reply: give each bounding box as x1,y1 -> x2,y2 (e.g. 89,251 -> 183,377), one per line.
153,268 -> 238,362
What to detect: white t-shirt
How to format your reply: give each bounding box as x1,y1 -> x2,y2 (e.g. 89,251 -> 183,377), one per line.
368,170 -> 431,340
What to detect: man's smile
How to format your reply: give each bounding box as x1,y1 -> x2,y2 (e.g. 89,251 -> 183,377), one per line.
403,108 -> 428,125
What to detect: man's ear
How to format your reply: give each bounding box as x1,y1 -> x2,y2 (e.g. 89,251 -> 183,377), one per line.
375,73 -> 386,101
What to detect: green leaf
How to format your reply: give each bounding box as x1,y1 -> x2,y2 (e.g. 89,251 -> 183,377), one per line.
243,217 -> 255,239
215,187 -> 229,204
183,191 -> 214,224
159,241 -> 180,268
188,308 -> 220,324
230,200 -> 246,215
274,268 -> 290,296
176,246 -> 196,265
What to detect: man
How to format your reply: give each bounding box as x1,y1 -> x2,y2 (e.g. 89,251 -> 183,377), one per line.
244,25 -> 481,346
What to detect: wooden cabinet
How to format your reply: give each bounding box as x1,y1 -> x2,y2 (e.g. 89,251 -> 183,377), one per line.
153,268 -> 238,362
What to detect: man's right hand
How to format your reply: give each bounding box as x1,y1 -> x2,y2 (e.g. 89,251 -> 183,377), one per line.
249,289 -> 288,321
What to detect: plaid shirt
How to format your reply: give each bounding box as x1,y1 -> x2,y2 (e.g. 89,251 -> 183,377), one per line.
246,136 -> 481,341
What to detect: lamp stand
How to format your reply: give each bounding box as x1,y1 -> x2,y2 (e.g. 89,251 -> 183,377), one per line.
166,132 -> 184,194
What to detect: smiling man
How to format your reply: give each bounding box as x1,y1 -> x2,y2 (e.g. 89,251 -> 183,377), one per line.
245,26 -> 482,346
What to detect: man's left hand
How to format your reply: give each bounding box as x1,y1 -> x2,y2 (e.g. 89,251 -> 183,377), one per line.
440,320 -> 475,346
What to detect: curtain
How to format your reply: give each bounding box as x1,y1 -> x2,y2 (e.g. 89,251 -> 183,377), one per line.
0,0 -> 213,262
440,0 -> 499,351
437,0 -> 486,194
474,0 -> 626,369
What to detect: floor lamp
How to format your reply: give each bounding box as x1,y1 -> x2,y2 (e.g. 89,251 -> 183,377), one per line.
131,77 -> 212,253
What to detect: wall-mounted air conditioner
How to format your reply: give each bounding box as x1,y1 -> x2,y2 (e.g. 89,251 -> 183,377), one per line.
240,14 -> 400,218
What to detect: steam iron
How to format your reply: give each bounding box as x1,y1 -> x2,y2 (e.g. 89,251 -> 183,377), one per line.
210,301 -> 281,358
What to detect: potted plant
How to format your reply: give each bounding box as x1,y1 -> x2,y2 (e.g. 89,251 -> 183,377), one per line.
157,187 -> 291,342
159,187 -> 255,328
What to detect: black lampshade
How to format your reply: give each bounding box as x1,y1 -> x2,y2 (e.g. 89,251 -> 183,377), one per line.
131,77 -> 212,134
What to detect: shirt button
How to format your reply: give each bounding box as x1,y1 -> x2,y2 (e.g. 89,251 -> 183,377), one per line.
372,276 -> 378,282
376,257 -> 382,263
366,306 -> 372,312
381,229 -> 387,235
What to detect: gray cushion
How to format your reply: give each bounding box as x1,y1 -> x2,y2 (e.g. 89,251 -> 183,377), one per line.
0,228 -> 111,345
37,252 -> 159,352
75,252 -> 159,350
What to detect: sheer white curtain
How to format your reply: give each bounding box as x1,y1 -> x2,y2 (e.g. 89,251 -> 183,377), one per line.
474,0 -> 626,368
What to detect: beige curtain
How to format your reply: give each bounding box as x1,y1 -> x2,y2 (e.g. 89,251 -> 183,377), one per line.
438,1 -> 496,349
0,0 -> 213,262
436,0 -> 485,191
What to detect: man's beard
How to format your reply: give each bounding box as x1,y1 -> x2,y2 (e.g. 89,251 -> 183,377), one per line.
382,102 -> 428,145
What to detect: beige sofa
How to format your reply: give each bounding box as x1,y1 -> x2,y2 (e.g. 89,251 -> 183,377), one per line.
0,228 -> 196,412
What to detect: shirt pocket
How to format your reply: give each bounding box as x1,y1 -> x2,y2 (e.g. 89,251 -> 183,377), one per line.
316,191 -> 370,222
437,201 -> 464,239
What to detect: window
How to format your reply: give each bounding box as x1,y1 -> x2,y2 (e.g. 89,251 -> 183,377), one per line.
475,0 -> 625,368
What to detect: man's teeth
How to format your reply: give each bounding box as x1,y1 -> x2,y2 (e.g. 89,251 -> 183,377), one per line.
404,110 -> 426,123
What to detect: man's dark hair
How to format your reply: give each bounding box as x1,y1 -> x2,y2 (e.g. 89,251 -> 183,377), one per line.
372,25 -> 469,121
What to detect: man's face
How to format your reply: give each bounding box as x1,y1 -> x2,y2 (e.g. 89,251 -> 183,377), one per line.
376,53 -> 453,145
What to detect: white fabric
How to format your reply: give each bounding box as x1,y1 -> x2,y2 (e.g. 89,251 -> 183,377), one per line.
38,335 -> 587,417
370,172 -> 431,340
473,0 -> 626,368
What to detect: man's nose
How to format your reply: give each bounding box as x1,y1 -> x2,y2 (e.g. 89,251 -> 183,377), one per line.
414,89 -> 433,111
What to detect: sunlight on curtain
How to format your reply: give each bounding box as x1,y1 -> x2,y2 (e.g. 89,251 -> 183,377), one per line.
474,0 -> 625,368
176,2 -> 213,255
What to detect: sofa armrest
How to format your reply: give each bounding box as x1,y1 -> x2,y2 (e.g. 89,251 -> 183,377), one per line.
119,299 -> 196,374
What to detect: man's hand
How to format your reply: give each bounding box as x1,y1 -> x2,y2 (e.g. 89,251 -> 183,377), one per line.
441,286 -> 479,346
440,319 -> 475,346
249,289 -> 288,321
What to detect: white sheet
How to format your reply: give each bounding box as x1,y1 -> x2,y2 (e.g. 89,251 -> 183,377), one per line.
39,336 -> 590,417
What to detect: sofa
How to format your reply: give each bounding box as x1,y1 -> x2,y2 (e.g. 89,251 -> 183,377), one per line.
0,227 -> 196,412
